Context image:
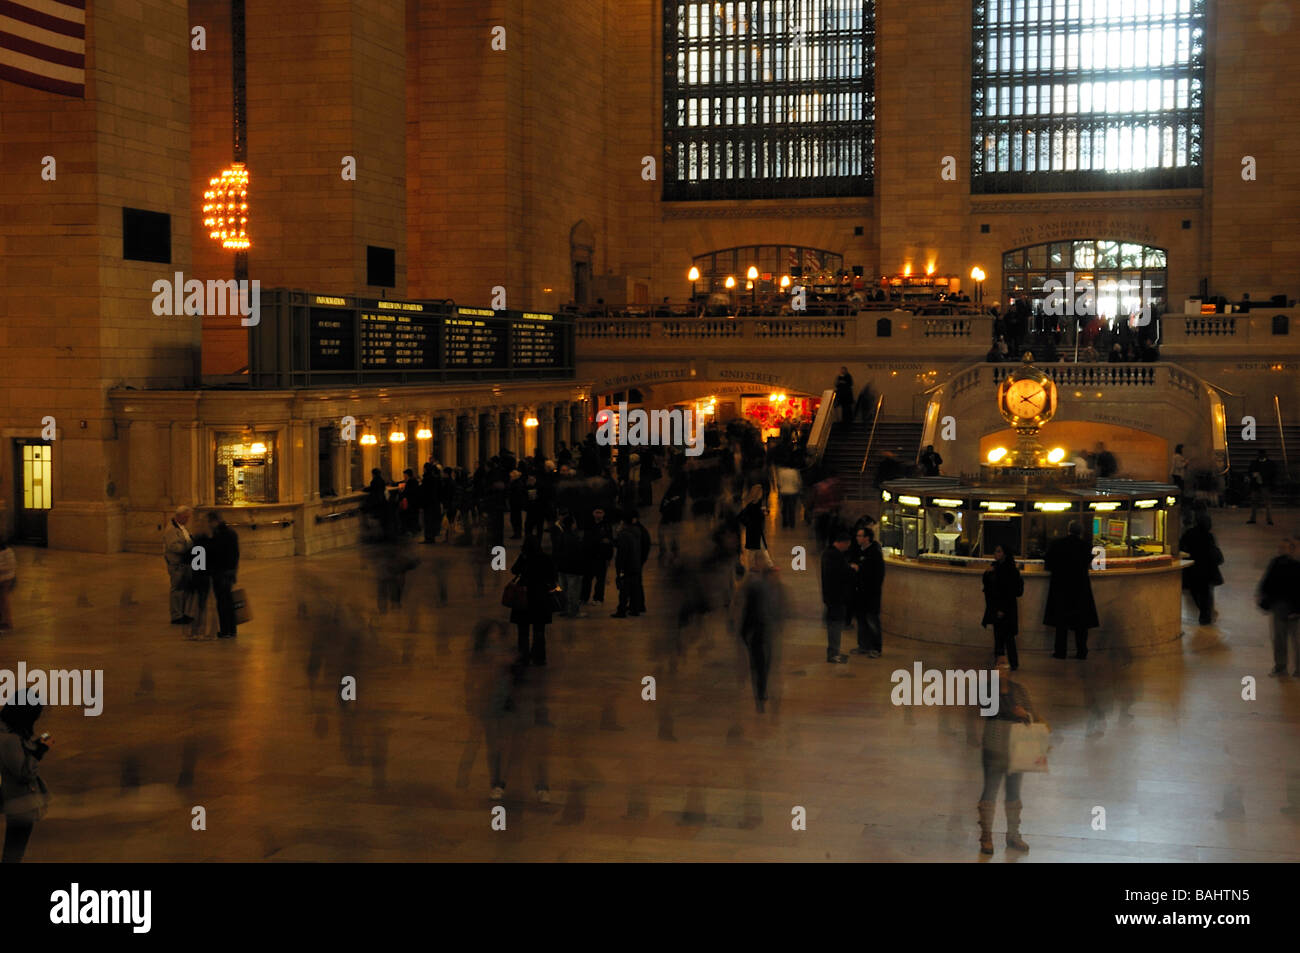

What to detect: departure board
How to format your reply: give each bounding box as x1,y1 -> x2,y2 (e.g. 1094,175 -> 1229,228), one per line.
445,309 -> 508,368
308,306 -> 355,371
511,312 -> 561,367
361,310 -> 438,369
274,291 -> 571,385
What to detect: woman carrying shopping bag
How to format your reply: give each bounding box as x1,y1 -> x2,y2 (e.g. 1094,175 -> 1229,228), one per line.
977,656 -> 1040,855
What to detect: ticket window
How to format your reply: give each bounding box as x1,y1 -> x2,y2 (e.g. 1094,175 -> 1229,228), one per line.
879,508 -> 903,554
927,508 -> 966,555
1024,511 -> 1079,559
214,432 -> 278,504
1128,505 -> 1169,555
978,515 -> 1021,559
900,512 -> 922,558
1091,513 -> 1128,553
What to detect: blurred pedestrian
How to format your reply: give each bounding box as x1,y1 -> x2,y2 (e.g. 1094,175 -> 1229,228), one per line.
510,537 -> 557,666
611,511 -> 650,618
0,700 -> 51,862
1258,536 -> 1300,676
1247,450 -> 1276,525
1043,521 -> 1098,659
0,536 -> 14,631
1179,509 -> 1223,625
205,512 -> 241,640
977,656 -> 1036,855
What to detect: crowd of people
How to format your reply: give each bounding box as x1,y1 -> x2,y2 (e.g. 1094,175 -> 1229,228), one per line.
985,296 -> 1161,364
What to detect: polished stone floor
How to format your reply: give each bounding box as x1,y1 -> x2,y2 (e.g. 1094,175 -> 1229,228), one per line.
3,507 -> 1299,862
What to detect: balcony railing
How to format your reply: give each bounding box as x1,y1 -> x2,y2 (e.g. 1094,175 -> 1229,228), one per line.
574,308 -> 1300,361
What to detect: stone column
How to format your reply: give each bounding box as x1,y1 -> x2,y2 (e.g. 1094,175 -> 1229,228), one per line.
439,415 -> 458,470
462,413 -> 479,469
538,403 -> 555,460
482,412 -> 498,462
571,400 -> 587,446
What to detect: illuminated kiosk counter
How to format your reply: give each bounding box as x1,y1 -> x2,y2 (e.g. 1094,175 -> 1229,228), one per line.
877,478 -> 1188,654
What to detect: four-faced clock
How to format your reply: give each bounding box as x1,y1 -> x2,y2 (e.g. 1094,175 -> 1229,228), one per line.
997,357 -> 1057,428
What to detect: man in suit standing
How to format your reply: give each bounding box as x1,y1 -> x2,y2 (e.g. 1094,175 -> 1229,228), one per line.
163,505 -> 195,625
1043,521 -> 1099,660
205,512 -> 241,639
821,528 -> 856,663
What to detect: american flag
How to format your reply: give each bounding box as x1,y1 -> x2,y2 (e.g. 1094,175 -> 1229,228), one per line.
0,0 -> 86,98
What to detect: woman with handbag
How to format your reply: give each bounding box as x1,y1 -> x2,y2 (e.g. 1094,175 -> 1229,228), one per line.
509,536 -> 558,667
981,545 -> 1024,670
978,656 -> 1036,855
0,700 -> 51,863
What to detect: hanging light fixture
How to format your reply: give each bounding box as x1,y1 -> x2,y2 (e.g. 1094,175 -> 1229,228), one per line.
202,163 -> 250,249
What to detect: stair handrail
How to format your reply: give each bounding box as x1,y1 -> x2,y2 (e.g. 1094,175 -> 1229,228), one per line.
1276,394 -> 1291,479
858,394 -> 885,474
806,388 -> 837,465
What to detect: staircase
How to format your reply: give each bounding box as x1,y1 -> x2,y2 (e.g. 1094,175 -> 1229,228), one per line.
822,417 -> 925,499
1225,420 -> 1300,503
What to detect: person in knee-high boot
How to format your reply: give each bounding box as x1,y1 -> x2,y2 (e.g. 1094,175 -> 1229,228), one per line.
978,656 -> 1037,854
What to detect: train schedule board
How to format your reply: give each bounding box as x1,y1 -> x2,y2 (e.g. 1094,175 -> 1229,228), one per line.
445,307 -> 508,369
511,311 -> 561,367
360,300 -> 439,370
307,298 -> 355,372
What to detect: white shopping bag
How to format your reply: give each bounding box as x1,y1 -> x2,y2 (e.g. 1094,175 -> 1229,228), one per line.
1007,721 -> 1050,773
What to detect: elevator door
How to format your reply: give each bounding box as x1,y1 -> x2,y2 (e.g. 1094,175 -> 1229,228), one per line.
13,439 -> 53,545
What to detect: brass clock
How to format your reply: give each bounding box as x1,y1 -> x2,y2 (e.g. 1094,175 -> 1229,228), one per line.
997,353 -> 1056,429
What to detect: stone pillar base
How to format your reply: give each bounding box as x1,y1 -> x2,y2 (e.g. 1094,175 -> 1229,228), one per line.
47,501 -> 128,553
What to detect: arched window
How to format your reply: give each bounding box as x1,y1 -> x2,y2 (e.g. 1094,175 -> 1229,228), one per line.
692,245 -> 844,294
972,0 -> 1206,193
1001,239 -> 1166,319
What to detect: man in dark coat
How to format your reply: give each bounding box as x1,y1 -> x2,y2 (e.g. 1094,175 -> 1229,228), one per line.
205,511 -> 241,639
1258,536 -> 1300,676
1043,521 -> 1099,659
399,468 -> 421,535
510,537 -> 557,666
919,445 -> 943,477
1179,509 -> 1223,625
610,511 -> 650,618
581,506 -> 615,606
1247,449 -> 1276,525
849,525 -> 885,657
420,463 -> 442,543
982,544 -> 1024,669
820,528 -> 856,663
834,366 -> 855,423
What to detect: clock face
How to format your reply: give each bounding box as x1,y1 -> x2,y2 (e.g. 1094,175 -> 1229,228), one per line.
1004,377 -> 1051,420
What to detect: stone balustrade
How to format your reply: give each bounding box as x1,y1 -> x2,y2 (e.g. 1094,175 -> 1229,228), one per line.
575,308 -> 1300,361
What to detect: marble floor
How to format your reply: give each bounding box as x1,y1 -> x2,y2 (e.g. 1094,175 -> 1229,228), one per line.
3,509 -> 1299,863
